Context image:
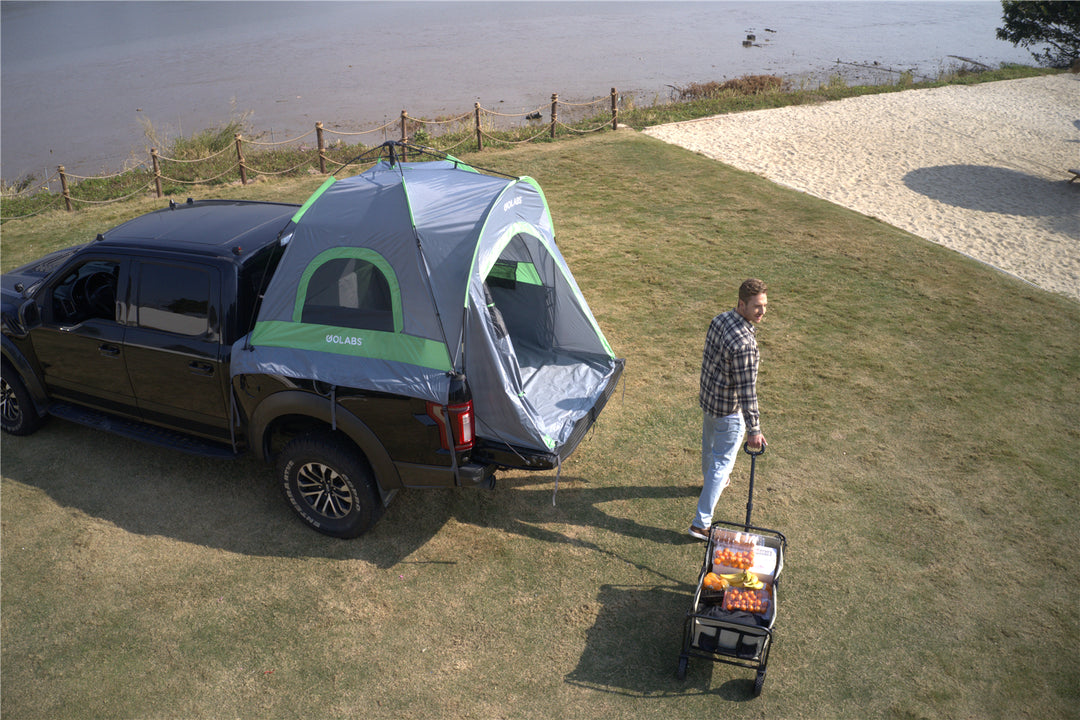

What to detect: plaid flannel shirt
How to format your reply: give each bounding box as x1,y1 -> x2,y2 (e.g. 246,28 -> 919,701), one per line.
699,308 -> 761,434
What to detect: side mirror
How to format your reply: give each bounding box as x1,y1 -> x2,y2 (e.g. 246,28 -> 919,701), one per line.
16,298 -> 40,336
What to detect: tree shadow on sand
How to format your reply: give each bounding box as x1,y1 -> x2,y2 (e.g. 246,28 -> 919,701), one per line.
902,164 -> 1079,238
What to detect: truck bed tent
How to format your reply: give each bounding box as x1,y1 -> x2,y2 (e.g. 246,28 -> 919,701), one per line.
231,148 -> 623,456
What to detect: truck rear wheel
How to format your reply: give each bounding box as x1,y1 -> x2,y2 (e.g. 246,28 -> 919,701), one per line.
276,434 -> 383,538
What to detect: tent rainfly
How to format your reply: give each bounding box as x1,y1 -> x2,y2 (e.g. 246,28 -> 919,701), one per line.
231,151 -> 623,459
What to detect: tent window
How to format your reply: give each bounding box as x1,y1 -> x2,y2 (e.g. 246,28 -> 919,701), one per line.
300,257 -> 394,332
488,260 -> 542,289
486,248 -> 554,353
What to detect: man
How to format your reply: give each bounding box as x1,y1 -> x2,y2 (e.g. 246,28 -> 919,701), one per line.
690,278 -> 768,541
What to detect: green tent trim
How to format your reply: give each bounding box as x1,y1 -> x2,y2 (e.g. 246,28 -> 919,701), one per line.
291,176 -> 337,225
249,320 -> 452,370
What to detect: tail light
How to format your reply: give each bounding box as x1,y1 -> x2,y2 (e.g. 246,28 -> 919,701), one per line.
427,400 -> 475,451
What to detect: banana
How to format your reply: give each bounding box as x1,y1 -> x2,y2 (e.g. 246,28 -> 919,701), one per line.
717,571 -> 764,589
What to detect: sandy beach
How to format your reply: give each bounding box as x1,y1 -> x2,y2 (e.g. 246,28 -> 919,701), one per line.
643,74 -> 1079,302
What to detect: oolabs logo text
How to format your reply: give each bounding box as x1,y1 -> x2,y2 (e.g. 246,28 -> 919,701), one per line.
326,333 -> 363,347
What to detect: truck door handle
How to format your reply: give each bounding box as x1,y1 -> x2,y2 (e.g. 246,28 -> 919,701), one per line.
99,343 -> 120,357
188,361 -> 214,376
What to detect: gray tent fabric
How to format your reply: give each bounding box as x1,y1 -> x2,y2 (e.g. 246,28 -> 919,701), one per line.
231,156 -> 621,454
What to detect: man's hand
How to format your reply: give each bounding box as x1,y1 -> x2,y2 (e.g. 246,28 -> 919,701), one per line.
747,432 -> 766,450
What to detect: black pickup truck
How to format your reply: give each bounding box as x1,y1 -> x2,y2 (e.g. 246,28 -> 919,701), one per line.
1,199 -> 559,538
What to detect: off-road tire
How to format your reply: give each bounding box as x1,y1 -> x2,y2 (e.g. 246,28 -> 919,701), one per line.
276,433 -> 383,538
1,363 -> 44,436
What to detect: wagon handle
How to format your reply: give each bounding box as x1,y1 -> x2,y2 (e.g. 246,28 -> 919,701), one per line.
743,442 -> 766,457
742,441 -> 765,528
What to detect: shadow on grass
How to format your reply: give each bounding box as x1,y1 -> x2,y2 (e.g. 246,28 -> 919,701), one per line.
447,472 -> 704,550
3,419 -> 701,568
563,583 -> 767,701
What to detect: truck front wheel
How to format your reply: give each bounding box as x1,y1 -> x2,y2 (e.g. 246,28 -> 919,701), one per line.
276,434 -> 383,538
1,363 -> 44,436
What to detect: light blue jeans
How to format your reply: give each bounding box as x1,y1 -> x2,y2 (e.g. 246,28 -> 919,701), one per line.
696,411 -> 745,529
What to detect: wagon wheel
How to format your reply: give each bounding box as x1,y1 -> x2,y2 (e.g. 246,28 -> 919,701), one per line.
676,655 -> 688,681
752,668 -> 766,697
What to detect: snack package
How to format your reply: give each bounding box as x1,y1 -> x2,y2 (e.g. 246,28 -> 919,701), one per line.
711,529 -> 762,547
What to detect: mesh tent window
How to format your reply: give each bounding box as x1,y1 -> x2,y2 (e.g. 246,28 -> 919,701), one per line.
294,248 -> 402,333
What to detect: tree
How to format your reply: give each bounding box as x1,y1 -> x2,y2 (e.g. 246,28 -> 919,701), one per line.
996,1 -> 1080,68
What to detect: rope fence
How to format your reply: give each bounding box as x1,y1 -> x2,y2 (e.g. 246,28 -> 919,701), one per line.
1,88 -> 622,218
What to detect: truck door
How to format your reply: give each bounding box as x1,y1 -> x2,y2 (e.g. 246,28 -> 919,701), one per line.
123,260 -> 231,441
28,255 -> 137,417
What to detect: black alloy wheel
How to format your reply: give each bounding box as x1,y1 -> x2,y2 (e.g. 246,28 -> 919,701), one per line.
0,365 -> 44,436
276,434 -> 383,538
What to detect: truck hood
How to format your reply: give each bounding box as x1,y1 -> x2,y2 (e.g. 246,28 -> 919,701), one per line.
1,244 -> 84,321
1,244 -> 84,305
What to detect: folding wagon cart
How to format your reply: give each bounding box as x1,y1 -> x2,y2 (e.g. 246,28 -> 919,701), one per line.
677,444 -> 787,697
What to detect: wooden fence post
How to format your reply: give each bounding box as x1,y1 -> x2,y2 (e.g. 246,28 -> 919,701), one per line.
150,148 -> 162,198
28,85 -> 640,206
475,103 -> 483,151
58,166 -> 72,211
235,134 -> 247,185
316,122 -> 326,174
550,93 -> 558,139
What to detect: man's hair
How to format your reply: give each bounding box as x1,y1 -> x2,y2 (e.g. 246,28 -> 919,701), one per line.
739,278 -> 767,302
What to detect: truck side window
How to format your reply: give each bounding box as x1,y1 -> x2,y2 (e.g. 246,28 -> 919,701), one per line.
50,259 -> 120,323
137,263 -> 210,336
301,257 -> 394,332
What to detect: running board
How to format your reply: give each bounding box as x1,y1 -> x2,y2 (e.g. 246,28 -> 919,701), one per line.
48,402 -> 240,459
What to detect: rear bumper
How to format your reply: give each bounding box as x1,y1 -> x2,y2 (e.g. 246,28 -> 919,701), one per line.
458,461 -> 497,488
393,459 -> 496,489
471,440 -> 559,471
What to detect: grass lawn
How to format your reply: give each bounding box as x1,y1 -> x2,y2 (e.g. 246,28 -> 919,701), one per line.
2,131 -> 1078,719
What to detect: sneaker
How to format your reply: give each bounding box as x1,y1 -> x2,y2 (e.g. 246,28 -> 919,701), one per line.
688,525 -> 709,541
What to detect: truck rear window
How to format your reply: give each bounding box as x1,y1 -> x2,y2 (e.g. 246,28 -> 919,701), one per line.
137,263 -> 210,336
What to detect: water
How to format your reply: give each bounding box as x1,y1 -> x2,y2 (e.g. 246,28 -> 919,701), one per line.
0,1 -> 1035,183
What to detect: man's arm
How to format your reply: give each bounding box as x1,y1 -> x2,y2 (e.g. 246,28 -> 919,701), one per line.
732,342 -> 765,447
